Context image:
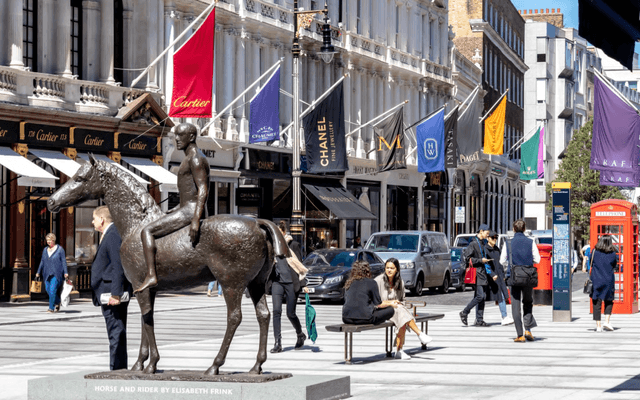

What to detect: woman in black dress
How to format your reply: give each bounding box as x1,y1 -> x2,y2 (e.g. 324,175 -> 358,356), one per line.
590,235 -> 618,332
342,260 -> 397,325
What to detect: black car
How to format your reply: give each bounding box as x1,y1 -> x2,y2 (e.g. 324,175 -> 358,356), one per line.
301,248 -> 385,302
450,247 -> 467,291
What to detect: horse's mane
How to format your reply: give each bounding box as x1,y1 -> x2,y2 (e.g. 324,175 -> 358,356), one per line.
95,160 -> 162,219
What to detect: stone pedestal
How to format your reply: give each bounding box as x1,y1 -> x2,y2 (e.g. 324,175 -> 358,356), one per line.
28,371 -> 350,400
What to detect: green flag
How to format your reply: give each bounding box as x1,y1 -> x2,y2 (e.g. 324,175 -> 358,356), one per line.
520,128 -> 540,180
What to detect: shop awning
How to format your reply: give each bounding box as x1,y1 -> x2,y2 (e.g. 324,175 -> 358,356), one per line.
77,154 -> 149,186
303,183 -> 377,220
122,156 -> 178,192
30,149 -> 82,178
0,147 -> 58,187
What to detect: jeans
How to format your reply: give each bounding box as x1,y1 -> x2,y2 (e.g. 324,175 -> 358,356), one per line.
511,285 -> 537,337
45,276 -> 61,311
498,300 -> 508,318
207,281 -> 223,295
462,284 -> 486,322
271,281 -> 302,340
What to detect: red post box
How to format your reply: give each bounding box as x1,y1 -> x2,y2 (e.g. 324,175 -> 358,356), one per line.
590,200 -> 639,314
533,244 -> 553,305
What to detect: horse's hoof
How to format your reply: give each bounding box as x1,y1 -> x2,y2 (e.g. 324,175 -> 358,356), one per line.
204,366 -> 219,376
131,362 -> 144,372
248,366 -> 262,375
143,364 -> 157,374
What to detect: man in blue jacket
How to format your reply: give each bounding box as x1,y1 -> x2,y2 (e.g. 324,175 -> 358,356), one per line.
91,205 -> 132,370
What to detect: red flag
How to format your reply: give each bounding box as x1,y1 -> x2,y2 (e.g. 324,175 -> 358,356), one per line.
169,8 -> 215,118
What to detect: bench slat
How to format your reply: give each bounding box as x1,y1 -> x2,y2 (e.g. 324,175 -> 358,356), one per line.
325,313 -> 444,333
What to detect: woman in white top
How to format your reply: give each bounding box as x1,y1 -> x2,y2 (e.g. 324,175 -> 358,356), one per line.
374,258 -> 432,360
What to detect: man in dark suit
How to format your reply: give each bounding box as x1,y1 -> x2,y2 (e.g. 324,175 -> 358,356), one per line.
91,205 -> 132,370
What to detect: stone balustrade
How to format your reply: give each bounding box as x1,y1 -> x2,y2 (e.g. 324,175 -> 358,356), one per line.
0,66 -> 150,116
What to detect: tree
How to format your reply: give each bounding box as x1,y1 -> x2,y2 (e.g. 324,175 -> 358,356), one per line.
546,118 -> 626,241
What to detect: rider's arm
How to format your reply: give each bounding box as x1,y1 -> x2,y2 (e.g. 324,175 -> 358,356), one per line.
190,156 -> 209,224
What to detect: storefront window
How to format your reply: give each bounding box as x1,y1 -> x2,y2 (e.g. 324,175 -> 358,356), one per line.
74,200 -> 99,262
387,186 -> 417,231
423,190 -> 445,232
346,182 -> 380,246
218,182 -> 230,214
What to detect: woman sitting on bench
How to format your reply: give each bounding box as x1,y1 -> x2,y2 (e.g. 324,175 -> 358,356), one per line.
342,261 -> 397,325
375,258 -> 433,360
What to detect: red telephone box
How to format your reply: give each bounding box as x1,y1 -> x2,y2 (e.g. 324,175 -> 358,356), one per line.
590,200 -> 639,314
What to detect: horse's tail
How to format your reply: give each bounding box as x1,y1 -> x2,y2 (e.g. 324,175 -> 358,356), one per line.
257,219 -> 290,259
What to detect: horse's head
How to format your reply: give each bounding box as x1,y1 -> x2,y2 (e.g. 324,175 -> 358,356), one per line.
47,154 -> 104,213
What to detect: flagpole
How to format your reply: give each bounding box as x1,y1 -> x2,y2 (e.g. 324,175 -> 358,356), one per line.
479,89 -> 509,123
131,1 -> 217,87
592,68 -> 639,112
201,59 -> 283,132
458,86 -> 480,120
457,85 -> 480,114
508,122 -> 544,154
344,100 -> 408,138
280,74 -> 347,138
404,105 -> 446,132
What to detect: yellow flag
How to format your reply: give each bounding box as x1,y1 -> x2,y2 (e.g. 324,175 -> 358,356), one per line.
483,95 -> 507,155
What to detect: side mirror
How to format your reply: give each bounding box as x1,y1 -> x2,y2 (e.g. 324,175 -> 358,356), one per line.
422,246 -> 433,254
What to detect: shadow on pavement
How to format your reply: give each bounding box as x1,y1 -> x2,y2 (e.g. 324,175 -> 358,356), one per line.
606,374 -> 640,392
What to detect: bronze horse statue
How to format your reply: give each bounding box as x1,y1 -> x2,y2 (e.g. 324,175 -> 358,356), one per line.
47,155 -> 289,375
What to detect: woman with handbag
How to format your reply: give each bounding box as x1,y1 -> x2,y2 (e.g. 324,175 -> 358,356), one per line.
590,236 -> 617,332
268,222 -> 309,353
374,258 -> 432,360
500,220 -> 540,342
35,233 -> 68,313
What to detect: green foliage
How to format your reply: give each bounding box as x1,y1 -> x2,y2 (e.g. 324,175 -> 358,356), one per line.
546,118 -> 626,241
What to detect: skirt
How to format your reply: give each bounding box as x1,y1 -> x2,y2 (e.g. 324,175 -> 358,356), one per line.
390,304 -> 415,328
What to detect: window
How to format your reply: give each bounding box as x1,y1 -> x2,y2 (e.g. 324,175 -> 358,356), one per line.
75,200 -> 100,261
218,182 -> 230,214
114,0 -> 124,84
71,0 -> 82,78
23,0 -> 37,71
536,37 -> 546,62
356,0 -> 362,34
537,79 -> 546,103
395,5 -> 400,47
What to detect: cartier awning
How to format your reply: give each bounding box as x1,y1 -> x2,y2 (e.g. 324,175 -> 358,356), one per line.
30,149 -> 82,178
303,183 -> 377,220
0,147 -> 58,187
122,156 -> 178,192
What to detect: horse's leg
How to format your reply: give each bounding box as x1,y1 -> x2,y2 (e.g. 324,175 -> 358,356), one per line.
205,285 -> 244,375
135,289 -> 160,374
247,277 -> 270,375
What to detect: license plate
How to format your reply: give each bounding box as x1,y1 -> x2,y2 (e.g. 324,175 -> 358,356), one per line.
306,288 -> 315,293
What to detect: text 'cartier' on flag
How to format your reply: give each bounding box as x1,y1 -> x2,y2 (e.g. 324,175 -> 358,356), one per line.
169,8 -> 215,118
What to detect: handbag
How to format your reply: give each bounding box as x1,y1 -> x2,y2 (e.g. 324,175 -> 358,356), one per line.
61,279 -> 74,308
510,265 -> 539,287
99,291 -> 130,305
30,276 -> 43,294
583,251 -> 595,295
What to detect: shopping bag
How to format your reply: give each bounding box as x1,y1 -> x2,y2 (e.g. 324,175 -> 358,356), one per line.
30,277 -> 42,294
464,259 -> 476,284
305,293 -> 318,343
61,279 -> 74,308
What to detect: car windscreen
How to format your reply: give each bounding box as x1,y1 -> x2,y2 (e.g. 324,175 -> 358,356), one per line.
451,248 -> 462,262
303,250 -> 357,267
538,237 -> 553,244
366,234 -> 419,252
454,236 -> 474,247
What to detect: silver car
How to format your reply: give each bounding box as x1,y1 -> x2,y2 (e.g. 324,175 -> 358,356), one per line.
365,231 -> 452,296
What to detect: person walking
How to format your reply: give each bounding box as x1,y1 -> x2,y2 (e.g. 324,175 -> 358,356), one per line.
581,243 -> 592,273
91,206 -> 132,370
460,224 -> 494,327
374,258 -> 432,360
269,222 -> 308,353
342,260 -> 396,325
590,236 -> 617,332
501,220 -> 540,342
35,233 -> 68,313
484,231 -> 513,326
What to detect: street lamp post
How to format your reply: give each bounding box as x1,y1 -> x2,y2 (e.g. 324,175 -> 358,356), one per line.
290,1 -> 336,245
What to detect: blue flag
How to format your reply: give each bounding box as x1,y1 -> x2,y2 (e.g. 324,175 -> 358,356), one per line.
416,109 -> 445,173
249,67 -> 280,143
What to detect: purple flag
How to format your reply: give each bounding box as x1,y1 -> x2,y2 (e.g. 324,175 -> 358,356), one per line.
599,170 -> 640,187
249,67 -> 280,143
537,126 -> 544,179
590,76 -> 640,175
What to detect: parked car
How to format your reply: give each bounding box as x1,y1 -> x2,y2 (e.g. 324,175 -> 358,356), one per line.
450,247 -> 467,291
300,248 -> 385,302
531,229 -> 553,244
365,231 -> 452,296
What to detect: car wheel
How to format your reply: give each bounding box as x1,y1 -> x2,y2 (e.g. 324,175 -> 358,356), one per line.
439,274 -> 450,294
457,283 -> 467,292
410,276 -> 424,296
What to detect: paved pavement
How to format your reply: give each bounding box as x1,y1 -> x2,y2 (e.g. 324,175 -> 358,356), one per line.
2,276 -> 640,399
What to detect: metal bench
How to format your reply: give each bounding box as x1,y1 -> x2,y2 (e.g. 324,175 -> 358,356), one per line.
325,312 -> 445,364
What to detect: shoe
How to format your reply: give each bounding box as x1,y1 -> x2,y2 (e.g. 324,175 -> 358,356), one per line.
207,292 -> 212,297
596,326 -> 603,333
524,330 -> 535,341
270,339 -> 282,353
501,316 -> 514,326
54,305 -> 60,312
514,336 -> 526,342
46,309 -> 54,313
459,311 -> 468,326
295,332 -> 306,349
418,332 -> 433,345
603,323 -> 614,331
474,321 -> 490,327
394,350 -> 411,360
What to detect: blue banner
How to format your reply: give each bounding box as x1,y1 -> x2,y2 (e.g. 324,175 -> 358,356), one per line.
249,67 -> 280,143
416,109 -> 445,173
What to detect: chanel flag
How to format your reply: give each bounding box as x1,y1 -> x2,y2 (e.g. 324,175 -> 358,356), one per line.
374,108 -> 406,172
303,82 -> 348,174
